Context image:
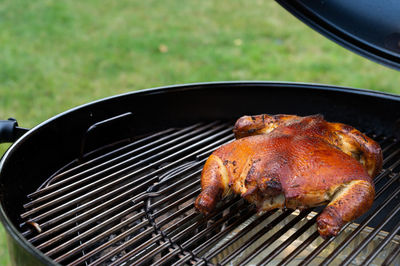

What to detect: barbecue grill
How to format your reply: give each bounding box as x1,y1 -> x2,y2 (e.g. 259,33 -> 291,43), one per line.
1,1 -> 400,266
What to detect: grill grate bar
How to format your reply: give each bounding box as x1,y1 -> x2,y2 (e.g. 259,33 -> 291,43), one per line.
149,171 -> 202,212
22,186 -> 146,239
21,125 -> 233,222
237,209 -> 313,266
219,210 -> 294,265
191,208 -> 260,256
43,202 -> 144,257
319,181 -> 400,265
86,165 -> 240,265
339,201 -> 400,266
375,173 -> 399,199
168,250 -> 193,265
382,147 -> 400,165
120,242 -> 165,266
28,192 -> 145,243
123,241 -> 171,266
382,241 -> 400,265
168,199 -> 244,244
93,185 -> 203,263
362,220 -> 400,265
277,231 -> 320,266
108,199 -> 244,266
258,213 -> 320,266
27,123 -> 215,206
23,174 -> 150,223
279,170 -> 395,265
156,204 -> 195,231
156,211 -> 245,266
151,164 -> 204,199
374,159 -> 399,184
301,231 -> 335,265
150,247 -> 182,266
22,122 -> 229,213
382,137 -> 400,159
35,201 -> 144,250
93,202 -> 205,266
157,160 -> 200,183
152,188 -> 200,220
66,219 -> 149,264
267,169 -> 399,266
174,207 -> 259,266
282,192 -> 400,266
162,211 -> 200,237
56,213 -> 149,264
180,206 -> 254,251
149,180 -> 200,217
171,254 -> 199,266
370,169 -> 399,196
188,209 -> 258,262
36,123 -> 231,264
19,123 -> 400,265
141,205 -> 255,266
299,143 -> 400,264
373,149 -> 400,184
28,127 -> 177,198
381,138 -> 398,153
302,179 -> 399,264
200,210 -> 278,263
87,226 -> 157,266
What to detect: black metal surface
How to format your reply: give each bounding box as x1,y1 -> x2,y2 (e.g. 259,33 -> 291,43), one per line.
14,121 -> 400,265
276,0 -> 400,71
1,82 -> 400,265
0,118 -> 28,144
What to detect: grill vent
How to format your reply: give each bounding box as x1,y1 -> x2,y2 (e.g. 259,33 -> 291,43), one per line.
20,122 -> 400,265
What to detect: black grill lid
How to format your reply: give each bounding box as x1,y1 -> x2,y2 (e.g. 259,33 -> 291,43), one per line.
276,0 -> 400,71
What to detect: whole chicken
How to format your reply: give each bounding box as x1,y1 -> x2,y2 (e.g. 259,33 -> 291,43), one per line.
195,114 -> 382,238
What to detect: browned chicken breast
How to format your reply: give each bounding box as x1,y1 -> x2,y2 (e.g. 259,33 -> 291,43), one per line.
195,114 -> 382,238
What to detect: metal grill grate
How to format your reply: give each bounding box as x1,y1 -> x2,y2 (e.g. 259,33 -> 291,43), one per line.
20,121 -> 400,265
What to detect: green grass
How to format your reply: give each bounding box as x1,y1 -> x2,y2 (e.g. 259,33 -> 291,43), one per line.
0,0 -> 399,264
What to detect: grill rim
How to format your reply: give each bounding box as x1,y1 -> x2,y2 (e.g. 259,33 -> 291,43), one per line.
1,81 -> 400,265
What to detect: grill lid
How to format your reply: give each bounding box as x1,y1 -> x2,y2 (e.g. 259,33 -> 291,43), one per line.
276,0 -> 400,71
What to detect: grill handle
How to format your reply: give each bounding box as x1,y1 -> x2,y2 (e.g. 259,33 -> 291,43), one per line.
0,118 -> 29,143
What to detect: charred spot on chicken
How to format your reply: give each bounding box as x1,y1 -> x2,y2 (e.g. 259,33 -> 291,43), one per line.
194,114 -> 382,238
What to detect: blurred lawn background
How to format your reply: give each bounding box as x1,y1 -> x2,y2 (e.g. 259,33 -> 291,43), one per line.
0,0 -> 399,264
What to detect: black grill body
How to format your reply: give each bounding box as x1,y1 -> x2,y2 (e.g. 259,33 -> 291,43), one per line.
1,82 -> 400,265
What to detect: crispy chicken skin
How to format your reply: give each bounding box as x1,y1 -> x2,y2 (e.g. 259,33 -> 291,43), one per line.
195,114 -> 382,238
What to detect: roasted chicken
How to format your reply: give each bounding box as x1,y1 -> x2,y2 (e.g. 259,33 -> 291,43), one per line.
195,114 -> 382,238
